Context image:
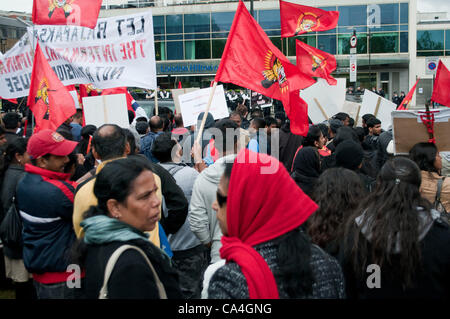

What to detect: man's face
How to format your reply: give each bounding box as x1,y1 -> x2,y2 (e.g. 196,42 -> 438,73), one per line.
230,115 -> 242,128
40,154 -> 70,172
343,117 -> 350,126
370,124 -> 382,136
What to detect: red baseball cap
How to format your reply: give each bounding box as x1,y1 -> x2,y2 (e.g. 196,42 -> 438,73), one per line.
27,130 -> 78,159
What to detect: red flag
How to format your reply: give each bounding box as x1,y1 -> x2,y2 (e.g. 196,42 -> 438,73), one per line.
32,0 -> 102,29
296,40 -> 337,86
280,0 -> 339,37
215,1 -> 315,135
27,42 -> 76,132
431,61 -> 450,107
0,97 -> 18,104
101,87 -> 137,114
398,78 -> 420,110
178,81 -> 182,89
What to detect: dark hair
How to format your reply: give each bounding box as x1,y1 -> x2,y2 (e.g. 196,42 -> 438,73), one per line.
333,112 -> 349,122
265,116 -> 277,127
3,112 -> 21,129
353,127 -> 365,143
302,125 -> 322,147
77,125 -> 96,156
214,119 -> 239,154
317,123 -> 329,140
229,111 -> 241,119
92,124 -> 126,160
344,157 -> 432,288
152,132 -> 177,163
222,162 -> 314,297
4,137 -> 28,170
136,117 -> 147,123
362,114 -> 375,124
123,128 -> 137,156
409,142 -> 439,174
250,109 -> 264,119
366,117 -> 381,128
160,115 -> 171,132
73,109 -> 83,120
0,126 -> 4,135
333,126 -> 359,148
348,117 -> 355,127
236,104 -> 248,117
136,121 -> 149,135
149,116 -> 163,132
309,168 -> 365,250
250,117 -> 266,130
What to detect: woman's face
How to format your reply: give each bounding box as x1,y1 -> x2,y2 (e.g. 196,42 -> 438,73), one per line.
16,151 -> 31,166
434,151 -> 442,171
114,170 -> 161,232
212,175 -> 229,236
315,132 -> 325,149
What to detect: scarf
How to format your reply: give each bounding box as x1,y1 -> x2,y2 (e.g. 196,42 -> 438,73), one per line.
81,215 -> 149,245
220,149 -> 318,299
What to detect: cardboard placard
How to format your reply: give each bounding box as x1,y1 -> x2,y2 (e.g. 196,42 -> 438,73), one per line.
178,85 -> 229,127
83,94 -> 129,128
171,88 -> 200,114
300,78 -> 346,124
392,108 -> 450,155
361,89 -> 396,131
341,100 -> 362,125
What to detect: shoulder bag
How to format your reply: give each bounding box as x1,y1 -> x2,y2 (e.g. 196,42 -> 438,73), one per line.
99,244 -> 167,299
0,197 -> 23,249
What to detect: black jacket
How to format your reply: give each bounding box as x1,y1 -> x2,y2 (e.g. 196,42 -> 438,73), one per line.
279,123 -> 303,172
339,218 -> 450,299
83,239 -> 182,299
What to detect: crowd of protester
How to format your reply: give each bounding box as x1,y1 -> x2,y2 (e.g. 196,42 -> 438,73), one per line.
0,95 -> 449,300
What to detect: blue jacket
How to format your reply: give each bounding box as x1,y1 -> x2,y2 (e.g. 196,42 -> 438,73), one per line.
16,164 -> 77,274
140,131 -> 163,163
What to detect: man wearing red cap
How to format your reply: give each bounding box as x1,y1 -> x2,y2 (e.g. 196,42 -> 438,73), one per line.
16,130 -> 82,299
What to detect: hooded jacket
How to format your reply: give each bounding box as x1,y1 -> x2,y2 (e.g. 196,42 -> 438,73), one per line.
189,154 -> 236,263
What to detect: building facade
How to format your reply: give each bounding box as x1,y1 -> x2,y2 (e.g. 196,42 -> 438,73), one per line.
100,0 -> 448,107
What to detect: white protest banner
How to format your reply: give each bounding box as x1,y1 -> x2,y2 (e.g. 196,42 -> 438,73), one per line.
171,88 -> 199,115
178,85 -> 229,127
83,94 -> 129,128
342,100 -> 362,125
0,33 -> 34,99
361,89 -> 396,131
300,78 -> 346,124
9,11 -> 155,97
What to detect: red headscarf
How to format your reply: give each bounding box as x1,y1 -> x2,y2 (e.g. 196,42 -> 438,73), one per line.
220,149 -> 318,299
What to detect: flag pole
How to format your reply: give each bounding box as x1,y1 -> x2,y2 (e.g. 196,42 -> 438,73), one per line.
196,82 -> 218,144
154,87 -> 159,116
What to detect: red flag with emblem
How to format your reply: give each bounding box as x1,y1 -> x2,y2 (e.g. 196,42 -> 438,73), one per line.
27,42 -> 76,132
398,78 -> 420,110
280,1 -> 339,37
215,1 -> 315,135
431,60 -> 450,107
296,40 -> 337,86
32,0 -> 102,29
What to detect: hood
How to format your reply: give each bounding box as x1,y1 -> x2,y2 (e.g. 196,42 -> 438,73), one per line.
202,154 -> 236,184
355,207 -> 440,254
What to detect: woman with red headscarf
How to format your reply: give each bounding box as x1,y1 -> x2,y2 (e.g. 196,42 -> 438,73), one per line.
208,149 -> 345,299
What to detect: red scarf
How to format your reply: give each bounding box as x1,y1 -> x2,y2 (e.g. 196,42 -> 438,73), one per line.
220,149 -> 318,299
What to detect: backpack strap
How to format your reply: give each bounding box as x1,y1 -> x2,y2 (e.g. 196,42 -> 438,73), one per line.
99,244 -> 167,299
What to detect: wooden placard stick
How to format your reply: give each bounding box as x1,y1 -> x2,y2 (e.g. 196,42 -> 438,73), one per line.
154,87 -> 159,116
196,82 -> 218,144
374,96 -> 382,118
314,98 -> 329,121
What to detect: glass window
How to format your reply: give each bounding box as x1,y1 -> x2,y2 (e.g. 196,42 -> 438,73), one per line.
212,39 -> 227,58
370,32 -> 398,53
212,12 -> 235,32
270,37 -> 282,52
184,33 -> 210,40
446,30 -> 450,52
372,25 -> 399,32
167,41 -> 183,60
154,35 -> 164,41
417,51 -> 444,57
288,35 -> 316,56
400,32 -> 408,53
400,3 -> 409,24
153,16 -> 164,35
338,34 -> 366,54
166,15 -> 182,34
184,14 -> 210,33
338,26 -> 367,34
400,25 -> 408,31
258,10 -> 280,30
167,34 -> 182,40
338,6 -> 367,26
212,32 -> 228,39
379,4 -> 399,25
417,30 -> 444,50
185,40 -> 211,60
318,35 -> 336,55
155,42 -> 166,61
318,6 -> 336,11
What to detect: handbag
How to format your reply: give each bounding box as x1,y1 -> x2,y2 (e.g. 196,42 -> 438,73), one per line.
0,197 -> 23,249
434,177 -> 448,223
98,244 -> 167,299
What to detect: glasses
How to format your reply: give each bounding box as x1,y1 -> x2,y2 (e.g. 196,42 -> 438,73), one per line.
216,190 -> 228,207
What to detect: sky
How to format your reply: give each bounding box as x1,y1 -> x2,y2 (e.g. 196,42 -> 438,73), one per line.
0,0 -> 449,15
